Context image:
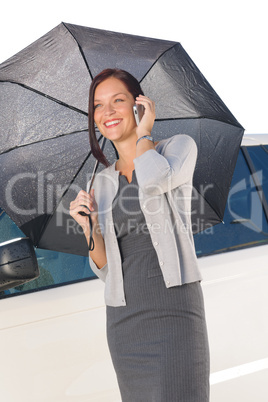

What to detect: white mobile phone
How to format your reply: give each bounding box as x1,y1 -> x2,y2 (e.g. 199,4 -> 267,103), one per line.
133,104 -> 144,126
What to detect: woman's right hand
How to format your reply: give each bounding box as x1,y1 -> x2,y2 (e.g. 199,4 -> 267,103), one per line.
70,189 -> 107,268
69,189 -> 98,234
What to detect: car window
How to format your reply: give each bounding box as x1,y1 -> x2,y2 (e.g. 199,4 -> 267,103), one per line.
0,209 -> 96,299
1,145 -> 268,297
246,145 -> 268,202
194,146 -> 268,257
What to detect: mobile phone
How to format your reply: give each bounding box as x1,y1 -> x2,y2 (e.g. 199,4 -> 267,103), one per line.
133,104 -> 144,126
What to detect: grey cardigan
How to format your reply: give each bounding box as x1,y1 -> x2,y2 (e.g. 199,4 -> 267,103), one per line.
89,134 -> 202,307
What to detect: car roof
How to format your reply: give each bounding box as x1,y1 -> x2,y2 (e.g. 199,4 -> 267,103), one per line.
242,133 -> 268,146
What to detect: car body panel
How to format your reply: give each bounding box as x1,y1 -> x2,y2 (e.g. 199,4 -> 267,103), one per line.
1,134 -> 267,401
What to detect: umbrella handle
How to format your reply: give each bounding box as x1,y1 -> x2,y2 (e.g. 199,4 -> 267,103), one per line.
87,136 -> 107,192
78,208 -> 94,251
78,136 -> 106,252
88,214 -> 94,251
78,208 -> 94,250
86,136 -> 107,252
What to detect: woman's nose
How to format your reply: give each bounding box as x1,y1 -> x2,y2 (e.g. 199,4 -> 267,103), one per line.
104,103 -> 115,115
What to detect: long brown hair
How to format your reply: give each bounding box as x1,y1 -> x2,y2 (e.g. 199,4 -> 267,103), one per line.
88,68 -> 144,167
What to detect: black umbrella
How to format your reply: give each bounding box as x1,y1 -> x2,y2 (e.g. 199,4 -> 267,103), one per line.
0,22 -> 244,256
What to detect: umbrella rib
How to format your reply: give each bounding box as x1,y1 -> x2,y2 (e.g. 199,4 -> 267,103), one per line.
63,22 -> 94,81
154,117 -> 203,122
154,116 -> 243,128
193,184 -> 224,223
139,43 -> 178,83
35,150 -> 92,247
0,129 -> 88,156
0,80 -> 88,116
34,135 -> 103,248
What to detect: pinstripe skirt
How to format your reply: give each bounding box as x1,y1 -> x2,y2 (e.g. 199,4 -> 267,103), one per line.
107,174 -> 210,401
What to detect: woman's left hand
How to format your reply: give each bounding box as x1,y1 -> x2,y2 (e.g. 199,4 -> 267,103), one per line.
135,95 -> 156,138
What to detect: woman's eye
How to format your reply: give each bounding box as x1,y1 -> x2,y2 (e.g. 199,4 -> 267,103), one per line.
94,104 -> 101,109
115,98 -> 123,103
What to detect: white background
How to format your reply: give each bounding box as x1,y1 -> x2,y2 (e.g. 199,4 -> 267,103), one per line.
1,0 -> 267,134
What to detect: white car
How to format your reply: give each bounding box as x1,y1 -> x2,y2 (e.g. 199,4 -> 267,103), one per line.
0,134 -> 267,401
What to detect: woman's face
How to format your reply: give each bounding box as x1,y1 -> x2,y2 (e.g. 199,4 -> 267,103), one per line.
94,77 -> 137,143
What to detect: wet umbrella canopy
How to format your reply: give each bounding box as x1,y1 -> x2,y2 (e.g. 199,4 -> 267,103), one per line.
0,22 -> 244,256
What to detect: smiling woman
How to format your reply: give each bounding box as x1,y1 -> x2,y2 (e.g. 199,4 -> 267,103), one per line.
88,69 -> 145,167
69,68 -> 210,402
93,79 -> 137,143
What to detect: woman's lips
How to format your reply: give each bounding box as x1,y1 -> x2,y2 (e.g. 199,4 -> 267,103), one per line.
104,119 -> 122,128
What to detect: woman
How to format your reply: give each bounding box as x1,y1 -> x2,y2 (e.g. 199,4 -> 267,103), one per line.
70,68 -> 210,401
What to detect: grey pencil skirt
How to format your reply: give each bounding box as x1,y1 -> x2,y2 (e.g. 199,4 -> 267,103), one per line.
107,173 -> 210,401
106,248 -> 210,402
